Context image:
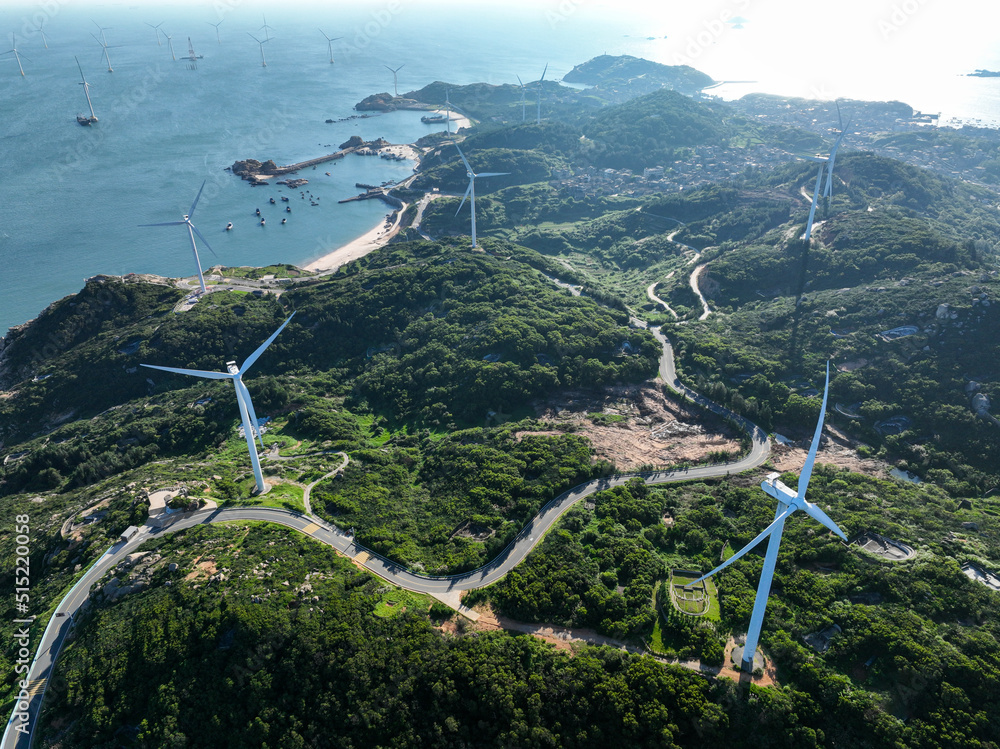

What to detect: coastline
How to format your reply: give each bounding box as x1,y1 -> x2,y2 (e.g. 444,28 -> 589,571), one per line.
303,197 -> 410,272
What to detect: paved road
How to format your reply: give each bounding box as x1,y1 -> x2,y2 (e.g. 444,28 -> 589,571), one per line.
3,329 -> 769,749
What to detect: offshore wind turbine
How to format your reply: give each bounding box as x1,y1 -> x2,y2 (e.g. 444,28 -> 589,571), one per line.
165,33 -> 176,62
319,29 -> 342,63
385,63 -> 404,97
685,363 -> 847,674
516,75 -> 527,121
535,63 -> 548,124
454,144 -> 509,248
139,181 -> 216,294
2,33 -> 27,77
32,20 -> 49,49
91,28 -> 118,73
75,56 -> 98,124
141,313 -> 295,496
207,20 -> 223,45
145,21 -> 164,46
248,33 -> 268,67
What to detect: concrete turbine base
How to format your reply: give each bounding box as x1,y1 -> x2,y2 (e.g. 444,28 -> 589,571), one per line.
733,645 -> 765,673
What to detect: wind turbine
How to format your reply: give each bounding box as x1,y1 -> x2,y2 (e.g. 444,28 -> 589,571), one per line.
91,26 -> 118,72
319,29 -> 342,63
802,155 -> 827,241
139,181 -> 216,294
260,14 -> 274,42
32,19 -> 49,49
145,21 -> 164,46
165,33 -> 176,62
823,109 -> 851,199
76,56 -> 98,124
248,33 -> 268,67
516,75 -> 527,122
454,144 -> 509,248
444,88 -> 452,134
207,20 -> 223,45
685,363 -> 847,674
535,63 -> 548,125
385,63 -> 404,97
140,313 -> 296,496
2,33 -> 27,77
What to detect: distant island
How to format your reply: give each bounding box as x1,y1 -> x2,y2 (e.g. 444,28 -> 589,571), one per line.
967,69 -> 1000,77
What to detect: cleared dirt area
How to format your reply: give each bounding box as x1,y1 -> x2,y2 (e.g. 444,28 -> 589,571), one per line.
771,423 -> 891,478
521,383 -> 743,471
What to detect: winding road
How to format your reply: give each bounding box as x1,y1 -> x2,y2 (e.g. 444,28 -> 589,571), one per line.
3,330 -> 770,749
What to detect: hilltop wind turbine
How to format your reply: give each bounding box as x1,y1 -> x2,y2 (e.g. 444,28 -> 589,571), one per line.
145,21 -> 164,46
535,63 -> 548,124
2,33 -> 27,77
248,33 -> 268,67
207,20 -> 223,45
259,14 -> 274,42
75,56 -> 98,124
385,63 -> 404,97
141,313 -> 295,496
823,110 -> 851,199
32,19 -> 49,49
319,29 -> 342,63
685,363 -> 847,673
139,181 -> 216,294
516,75 -> 527,122
455,144 -> 509,248
444,88 -> 452,133
802,155 -> 827,241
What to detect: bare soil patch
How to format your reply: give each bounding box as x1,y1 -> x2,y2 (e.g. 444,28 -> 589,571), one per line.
528,383 -> 742,471
771,424 -> 891,478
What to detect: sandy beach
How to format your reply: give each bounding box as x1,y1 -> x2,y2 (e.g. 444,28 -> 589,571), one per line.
303,199 -> 409,272
428,108 -> 473,132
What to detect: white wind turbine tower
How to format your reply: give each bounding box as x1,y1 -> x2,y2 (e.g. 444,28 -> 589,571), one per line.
165,33 -> 176,62
455,144 -> 509,248
385,64 -> 404,97
141,313 -> 295,496
207,20 -> 223,45
445,88 -> 452,133
145,21 -> 164,46
516,75 -> 527,121
139,181 -> 216,294
32,20 -> 49,49
2,33 -> 27,77
76,56 -> 98,123
91,25 -> 118,72
823,111 -> 851,199
802,155 -> 827,241
535,63 -> 548,124
319,30 -> 342,63
248,33 -> 268,67
685,363 -> 847,674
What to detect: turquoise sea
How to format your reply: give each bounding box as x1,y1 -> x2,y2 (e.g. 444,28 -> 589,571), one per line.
2,0 -> 1000,335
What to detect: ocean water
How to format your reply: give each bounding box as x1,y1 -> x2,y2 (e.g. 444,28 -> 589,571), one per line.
2,0 -> 1000,335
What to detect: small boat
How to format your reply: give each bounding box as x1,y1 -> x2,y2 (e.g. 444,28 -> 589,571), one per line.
281,196 -> 289,202
325,172 -> 331,176
260,218 -> 265,225
281,218 -> 287,224
286,206 -> 291,213
226,222 -> 233,230
269,197 -> 275,204
255,208 -> 261,216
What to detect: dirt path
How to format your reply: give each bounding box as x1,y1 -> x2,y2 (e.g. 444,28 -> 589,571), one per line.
690,264 -> 712,320
647,277 -> 678,319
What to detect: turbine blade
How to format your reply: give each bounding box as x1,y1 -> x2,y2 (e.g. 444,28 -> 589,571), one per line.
835,100 -> 843,131
516,74 -> 523,87
191,224 -> 217,257
454,143 -> 472,173
239,313 -> 296,373
140,363 -> 232,380
540,63 -> 548,82
796,362 -> 831,499
801,500 -> 848,540
189,180 -> 207,218
456,180 -> 473,215
139,221 -> 186,227
236,378 -> 266,451
477,172 -> 510,178
687,508 -> 793,587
